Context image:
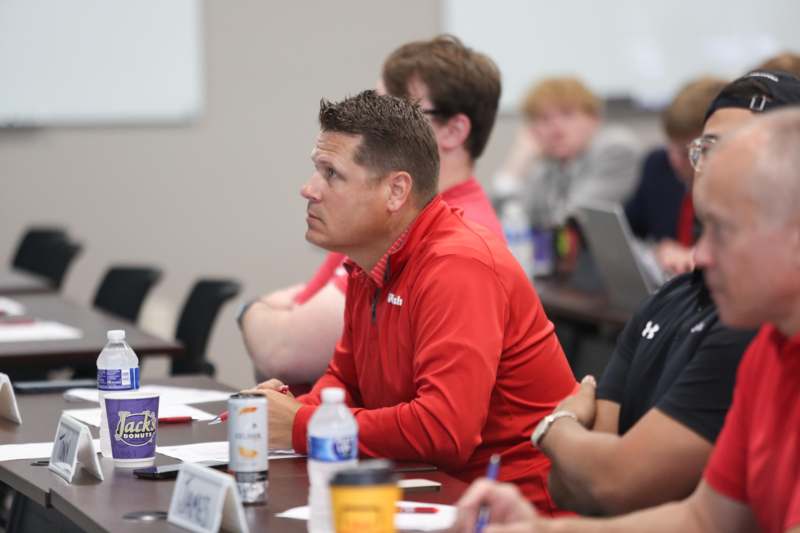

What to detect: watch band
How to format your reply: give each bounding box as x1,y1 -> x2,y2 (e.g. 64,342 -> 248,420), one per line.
531,410 -> 578,449
235,299 -> 259,329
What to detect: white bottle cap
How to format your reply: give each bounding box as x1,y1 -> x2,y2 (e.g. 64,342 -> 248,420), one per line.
321,387 -> 345,404
107,329 -> 126,342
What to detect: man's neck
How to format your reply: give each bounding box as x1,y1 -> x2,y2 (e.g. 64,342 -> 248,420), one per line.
345,208 -> 421,274
776,309 -> 800,339
438,149 -> 475,191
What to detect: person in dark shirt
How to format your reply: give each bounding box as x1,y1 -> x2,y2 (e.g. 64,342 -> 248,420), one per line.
527,70 -> 800,516
625,77 -> 725,276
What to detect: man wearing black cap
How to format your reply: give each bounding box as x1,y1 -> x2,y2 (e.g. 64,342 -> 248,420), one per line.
449,72 -> 800,532
510,70 -> 800,516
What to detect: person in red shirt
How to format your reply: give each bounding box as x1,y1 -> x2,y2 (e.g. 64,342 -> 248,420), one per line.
449,106 -> 800,532
248,91 -> 576,514
240,35 -> 505,386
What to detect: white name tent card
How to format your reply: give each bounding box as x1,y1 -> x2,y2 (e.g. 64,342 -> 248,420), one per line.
48,414 -> 104,483
167,462 -> 249,533
0,373 -> 22,423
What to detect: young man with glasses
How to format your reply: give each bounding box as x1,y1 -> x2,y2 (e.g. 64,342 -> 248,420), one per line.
240,35 -> 505,387
494,71 -> 800,517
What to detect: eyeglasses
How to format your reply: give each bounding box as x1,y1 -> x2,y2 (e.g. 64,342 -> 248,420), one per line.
420,108 -> 452,119
687,135 -> 718,172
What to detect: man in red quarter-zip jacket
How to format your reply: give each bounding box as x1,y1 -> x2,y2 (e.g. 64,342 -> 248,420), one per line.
249,90 -> 577,515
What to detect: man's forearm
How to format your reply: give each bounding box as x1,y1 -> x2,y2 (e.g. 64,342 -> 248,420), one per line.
541,417 -> 624,514
241,284 -> 344,384
538,482 -> 753,533
540,499 -> 704,533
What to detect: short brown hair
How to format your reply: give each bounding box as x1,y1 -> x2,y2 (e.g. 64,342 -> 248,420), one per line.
382,34 -> 501,160
662,77 -> 727,140
522,77 -> 601,120
318,90 -> 440,206
757,52 -> 800,78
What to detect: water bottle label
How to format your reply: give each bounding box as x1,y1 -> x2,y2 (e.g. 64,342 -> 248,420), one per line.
97,368 -> 140,391
308,435 -> 357,462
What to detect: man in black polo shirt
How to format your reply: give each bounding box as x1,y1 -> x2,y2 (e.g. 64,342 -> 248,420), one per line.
528,70 -> 800,515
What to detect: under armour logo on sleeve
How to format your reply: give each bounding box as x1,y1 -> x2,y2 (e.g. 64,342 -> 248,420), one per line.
641,321 -> 660,339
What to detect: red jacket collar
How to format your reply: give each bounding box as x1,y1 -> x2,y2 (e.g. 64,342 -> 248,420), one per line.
344,195 -> 448,288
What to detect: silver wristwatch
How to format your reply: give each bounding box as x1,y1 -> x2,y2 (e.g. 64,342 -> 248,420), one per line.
531,410 -> 578,449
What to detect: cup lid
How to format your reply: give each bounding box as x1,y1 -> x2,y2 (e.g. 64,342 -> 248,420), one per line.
330,460 -> 396,486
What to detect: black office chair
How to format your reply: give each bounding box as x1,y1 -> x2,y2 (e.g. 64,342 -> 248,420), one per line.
12,228 -> 82,290
93,266 -> 163,322
12,226 -> 67,270
69,265 -> 164,380
170,279 -> 241,376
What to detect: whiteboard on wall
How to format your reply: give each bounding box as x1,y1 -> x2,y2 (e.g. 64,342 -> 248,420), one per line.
0,0 -> 203,125
443,0 -> 800,111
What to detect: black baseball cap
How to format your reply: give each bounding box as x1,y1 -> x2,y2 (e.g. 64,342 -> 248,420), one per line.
704,69 -> 800,123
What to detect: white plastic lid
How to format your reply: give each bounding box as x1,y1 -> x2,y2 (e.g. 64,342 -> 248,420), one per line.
107,329 -> 126,342
321,387 -> 345,404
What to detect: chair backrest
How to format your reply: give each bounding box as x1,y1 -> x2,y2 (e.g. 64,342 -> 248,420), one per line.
171,279 -> 241,376
11,227 -> 68,271
93,266 -> 162,323
14,229 -> 82,290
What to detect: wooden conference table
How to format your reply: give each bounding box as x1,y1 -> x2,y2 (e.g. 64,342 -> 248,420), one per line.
0,293 -> 183,369
0,269 -> 52,296
0,376 -> 467,532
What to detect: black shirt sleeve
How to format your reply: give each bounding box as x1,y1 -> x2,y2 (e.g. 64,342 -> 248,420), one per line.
656,323 -> 756,443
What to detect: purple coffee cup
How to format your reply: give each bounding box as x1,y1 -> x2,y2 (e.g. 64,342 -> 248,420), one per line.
104,391 -> 159,467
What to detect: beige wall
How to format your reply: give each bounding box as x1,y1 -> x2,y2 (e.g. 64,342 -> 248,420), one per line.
0,1 -> 663,388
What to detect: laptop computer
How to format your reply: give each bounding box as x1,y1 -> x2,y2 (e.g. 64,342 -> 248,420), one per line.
573,202 -> 666,313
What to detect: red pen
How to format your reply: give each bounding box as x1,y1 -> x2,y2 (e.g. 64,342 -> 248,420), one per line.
0,316 -> 36,325
208,385 -> 290,425
396,506 -> 439,514
158,416 -> 193,424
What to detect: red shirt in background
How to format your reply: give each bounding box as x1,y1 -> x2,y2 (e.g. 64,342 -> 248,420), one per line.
292,196 -> 576,514
704,324 -> 800,532
294,177 -> 503,305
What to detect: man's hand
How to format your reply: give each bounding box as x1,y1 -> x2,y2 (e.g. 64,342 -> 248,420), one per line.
655,240 -> 694,276
242,380 -> 301,449
555,375 -> 597,428
449,479 -> 542,533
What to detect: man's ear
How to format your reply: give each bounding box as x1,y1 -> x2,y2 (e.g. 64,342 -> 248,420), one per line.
437,113 -> 471,151
386,171 -> 413,212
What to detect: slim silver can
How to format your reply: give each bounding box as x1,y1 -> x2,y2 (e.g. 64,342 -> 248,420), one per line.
228,393 -> 268,504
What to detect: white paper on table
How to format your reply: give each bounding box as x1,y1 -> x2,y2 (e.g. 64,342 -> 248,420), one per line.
0,321 -> 82,343
276,501 -> 456,531
156,441 -> 302,463
64,385 -> 233,405
0,439 -> 101,462
64,404 -> 216,427
0,297 -> 25,317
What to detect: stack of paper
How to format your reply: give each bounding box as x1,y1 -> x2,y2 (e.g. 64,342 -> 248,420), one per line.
64,385 -> 232,405
0,321 -> 82,343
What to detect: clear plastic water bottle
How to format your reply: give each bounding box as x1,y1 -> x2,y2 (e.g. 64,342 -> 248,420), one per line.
307,387 -> 358,533
97,329 -> 140,457
501,200 -> 535,278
